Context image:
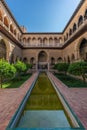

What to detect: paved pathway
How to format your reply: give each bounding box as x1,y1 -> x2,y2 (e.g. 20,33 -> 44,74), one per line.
0,72 -> 38,130
48,72 -> 87,130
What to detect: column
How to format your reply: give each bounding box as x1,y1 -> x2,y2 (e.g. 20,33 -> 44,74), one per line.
36,61 -> 38,71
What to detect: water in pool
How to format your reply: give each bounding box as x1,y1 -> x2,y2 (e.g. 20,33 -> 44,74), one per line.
17,72 -> 71,128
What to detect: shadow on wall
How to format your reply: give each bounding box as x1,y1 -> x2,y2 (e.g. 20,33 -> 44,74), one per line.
0,39 -> 22,63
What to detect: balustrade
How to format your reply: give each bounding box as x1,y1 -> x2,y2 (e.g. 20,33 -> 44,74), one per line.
23,42 -> 63,48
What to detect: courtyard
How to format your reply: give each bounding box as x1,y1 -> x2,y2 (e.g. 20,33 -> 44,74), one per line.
0,0 -> 87,129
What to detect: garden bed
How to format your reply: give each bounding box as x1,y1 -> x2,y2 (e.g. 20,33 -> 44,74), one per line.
55,73 -> 87,88
2,74 -> 32,88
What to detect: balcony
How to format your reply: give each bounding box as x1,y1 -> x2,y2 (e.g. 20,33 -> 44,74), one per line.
63,19 -> 87,48
22,42 -> 63,48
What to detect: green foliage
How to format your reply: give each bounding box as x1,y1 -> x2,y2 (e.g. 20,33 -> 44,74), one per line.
3,74 -> 31,88
0,59 -> 16,88
68,61 -> 87,82
14,61 -> 27,80
54,63 -> 69,74
15,61 -> 27,72
55,73 -> 87,88
54,64 -> 58,69
25,63 -> 32,71
0,59 -> 32,88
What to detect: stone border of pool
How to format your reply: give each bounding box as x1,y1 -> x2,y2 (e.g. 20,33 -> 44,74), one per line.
48,73 -> 85,130
6,73 -> 39,130
48,72 -> 87,129
6,72 -> 85,130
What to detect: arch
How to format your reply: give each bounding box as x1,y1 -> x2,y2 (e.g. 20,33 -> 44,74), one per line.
0,39 -> 6,59
64,57 -> 66,62
57,57 -> 63,63
71,54 -> 75,62
27,38 -> 31,43
54,37 -> 58,43
32,37 -> 36,43
14,29 -> 17,36
66,33 -> 68,40
23,37 -> 26,43
64,36 -> 66,42
50,57 -> 55,65
0,10 -> 3,21
78,15 -> 83,27
15,56 -> 19,62
18,33 -> 21,41
73,23 -> 77,32
10,24 -> 14,33
0,38 -> 10,61
38,37 -> 42,43
67,56 -> 70,63
4,16 -> 9,28
38,51 -> 47,62
20,57 -> 22,61
69,28 -> 72,36
59,37 -> 62,43
43,37 -> 47,44
30,57 -> 35,64
23,57 -> 28,63
79,38 -> 87,61
49,37 -> 53,44
38,51 -> 48,69
84,9 -> 87,20
10,53 -> 14,63
75,37 -> 87,51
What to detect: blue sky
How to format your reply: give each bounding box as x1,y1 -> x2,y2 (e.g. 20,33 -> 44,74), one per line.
5,0 -> 81,32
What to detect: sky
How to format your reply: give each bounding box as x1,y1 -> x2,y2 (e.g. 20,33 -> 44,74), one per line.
5,0 -> 81,32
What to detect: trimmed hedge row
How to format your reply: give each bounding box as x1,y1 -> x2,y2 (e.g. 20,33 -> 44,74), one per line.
54,61 -> 87,82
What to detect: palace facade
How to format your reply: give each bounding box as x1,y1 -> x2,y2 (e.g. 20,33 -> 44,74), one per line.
0,0 -> 87,70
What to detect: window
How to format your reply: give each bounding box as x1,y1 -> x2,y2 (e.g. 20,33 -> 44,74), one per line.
10,24 -> 14,33
4,16 -> 9,28
73,23 -> 77,32
84,9 -> 87,20
78,15 -> 83,27
69,29 -> 72,36
0,10 -> 3,21
14,29 -> 17,36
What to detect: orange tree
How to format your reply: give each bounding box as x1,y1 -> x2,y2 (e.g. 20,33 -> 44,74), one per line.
0,59 -> 16,88
68,61 -> 87,82
14,61 -> 27,80
54,63 -> 69,75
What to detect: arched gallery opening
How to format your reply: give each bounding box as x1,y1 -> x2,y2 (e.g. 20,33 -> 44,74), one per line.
38,51 -> 48,69
0,39 -> 6,59
79,38 -> 87,61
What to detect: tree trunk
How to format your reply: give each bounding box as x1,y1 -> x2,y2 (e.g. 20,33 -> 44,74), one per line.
0,77 -> 3,88
82,74 -> 86,83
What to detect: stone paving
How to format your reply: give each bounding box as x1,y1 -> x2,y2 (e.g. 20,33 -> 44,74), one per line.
0,72 -> 38,130
0,72 -> 87,130
48,72 -> 87,130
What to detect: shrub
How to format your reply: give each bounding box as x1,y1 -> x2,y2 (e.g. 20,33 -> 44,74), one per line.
0,59 -> 16,88
26,63 -> 32,70
68,61 -> 87,82
54,64 -> 58,69
54,63 -> 69,74
14,61 -> 27,80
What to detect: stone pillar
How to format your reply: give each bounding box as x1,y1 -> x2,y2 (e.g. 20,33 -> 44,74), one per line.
36,62 -> 38,71
48,62 -> 49,71
76,50 -> 80,61
36,53 -> 38,71
47,51 -> 50,71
